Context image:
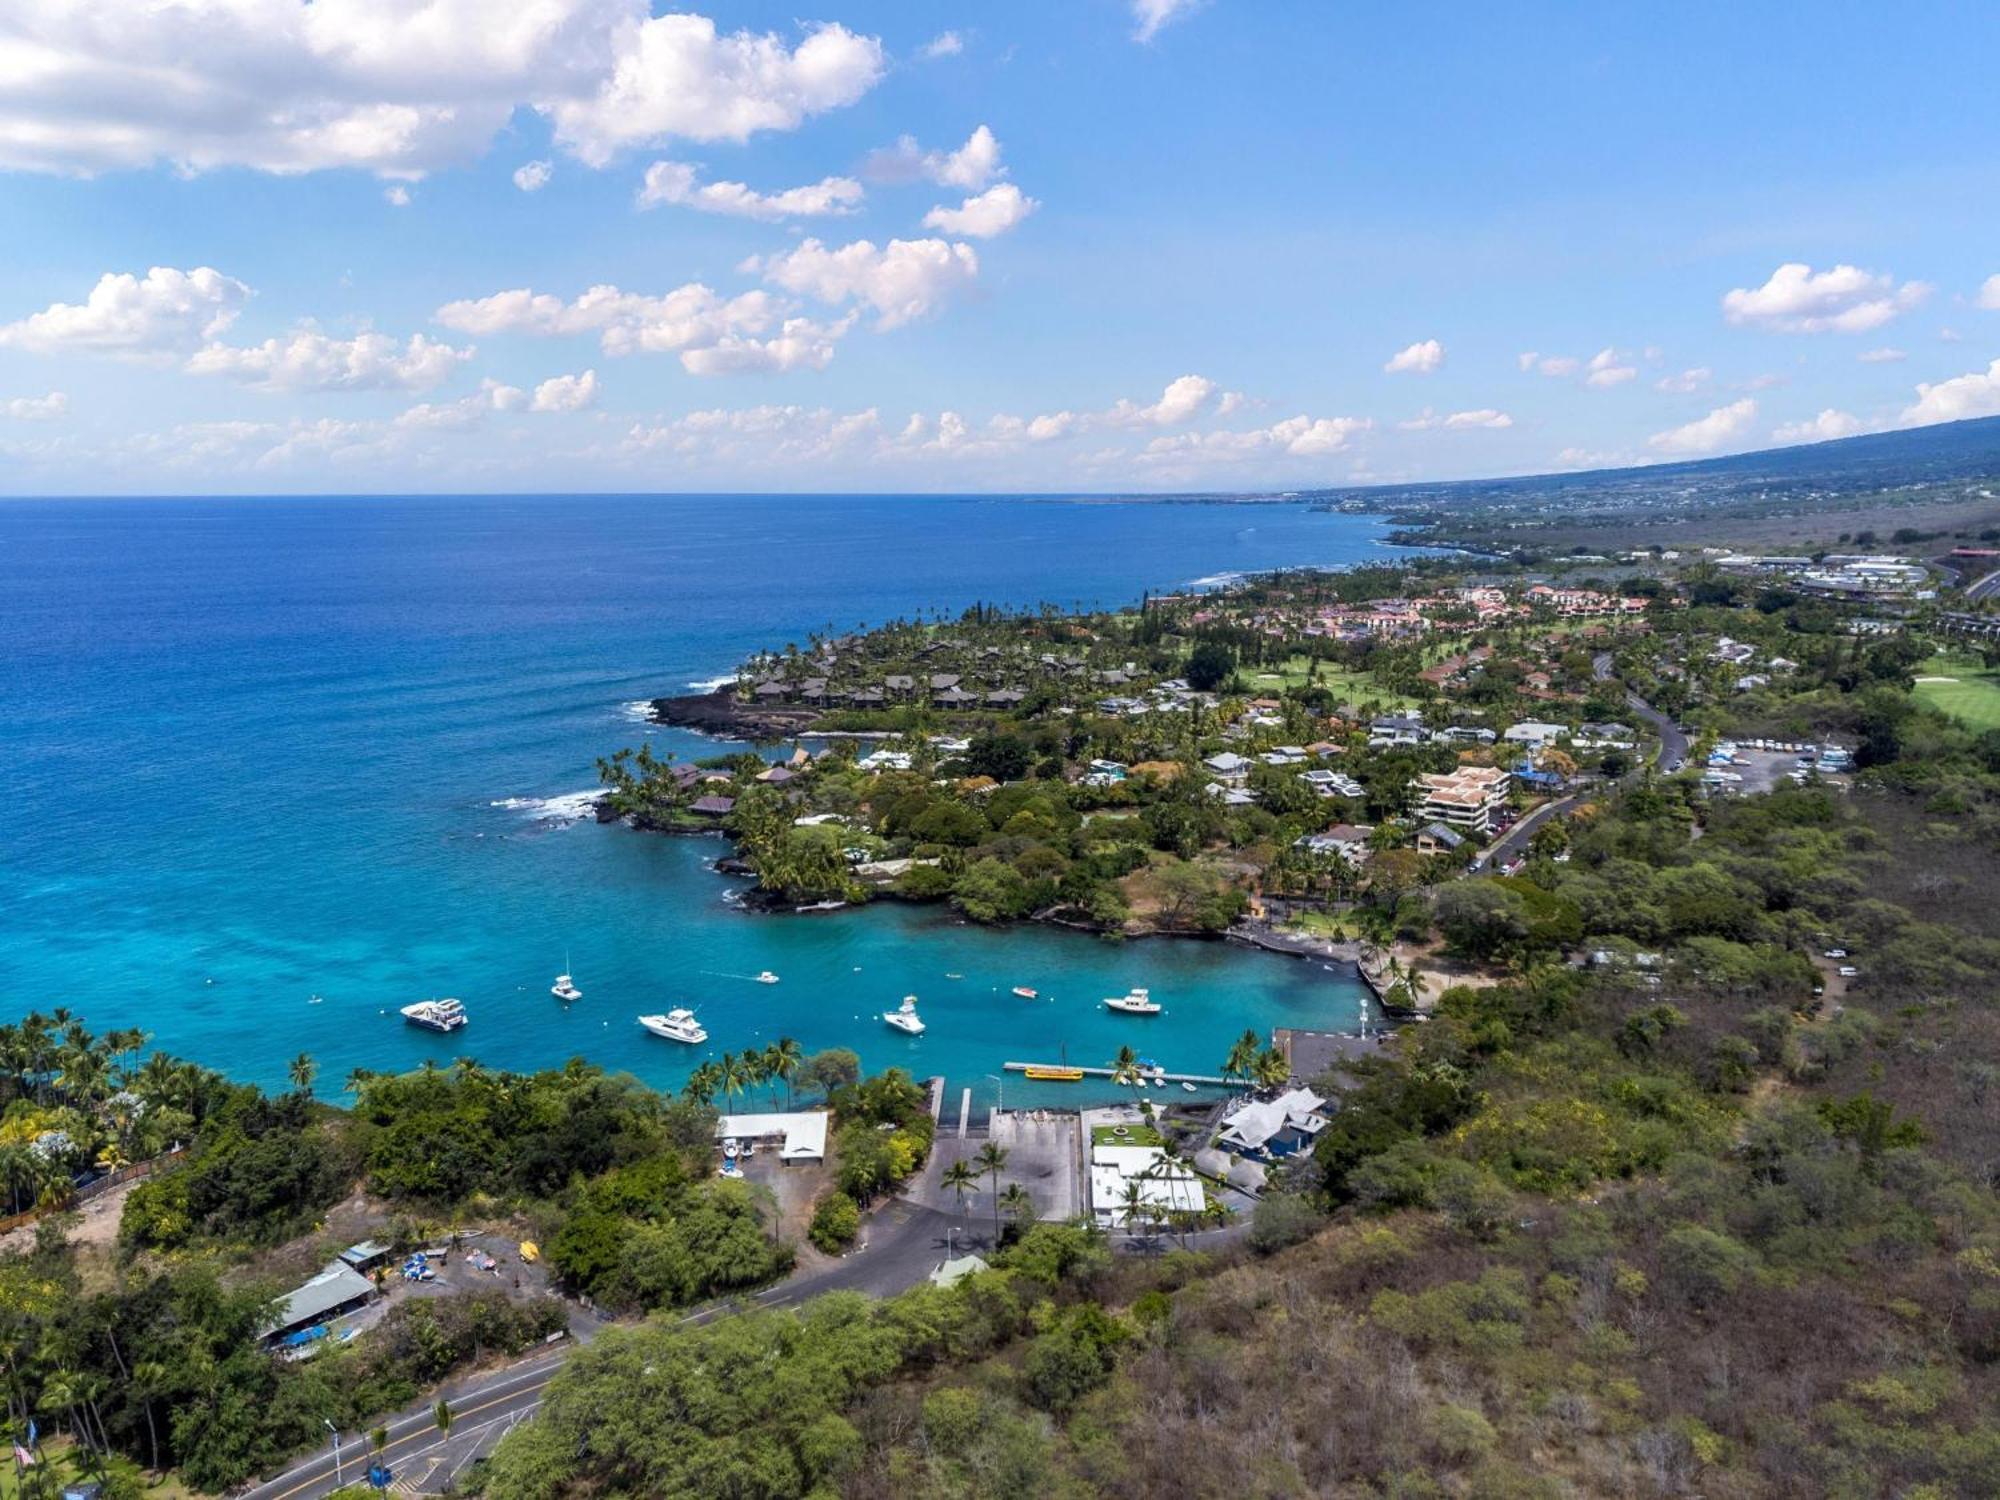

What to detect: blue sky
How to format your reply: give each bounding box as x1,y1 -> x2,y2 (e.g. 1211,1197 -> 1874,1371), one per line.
2,0 -> 1998,494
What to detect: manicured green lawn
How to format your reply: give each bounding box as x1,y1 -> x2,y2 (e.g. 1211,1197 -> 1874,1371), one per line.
1092,1122 -> 1164,1147
1913,652 -> 2000,731
1248,656 -> 1420,708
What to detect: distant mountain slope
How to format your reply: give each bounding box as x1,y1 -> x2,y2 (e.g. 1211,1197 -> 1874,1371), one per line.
1319,414 -> 2000,514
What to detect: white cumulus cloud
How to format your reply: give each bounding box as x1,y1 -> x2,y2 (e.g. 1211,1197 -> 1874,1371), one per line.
437,282 -> 780,358
1976,274 -> 2000,311
0,6 -> 886,179
1399,407 -> 1512,431
1584,347 -> 1637,387
1105,374 -> 1219,427
0,267 -> 250,357
513,160 -> 553,192
186,330 -> 473,392
1648,397 -> 1757,455
3,391 -> 67,421
1384,339 -> 1444,375
1722,262 -> 1930,334
1901,358 -> 2000,427
921,183 -> 1037,239
531,369 -> 600,411
863,125 -> 1004,190
1517,351 -> 1580,377
637,160 -> 863,219
1857,347 -> 1906,363
920,31 -> 964,59
678,315 -> 852,376
753,237 -> 979,330
1655,367 -> 1712,394
1772,409 -> 1865,444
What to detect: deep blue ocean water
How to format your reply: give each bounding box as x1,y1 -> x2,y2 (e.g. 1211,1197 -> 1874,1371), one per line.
0,495 -> 1403,1108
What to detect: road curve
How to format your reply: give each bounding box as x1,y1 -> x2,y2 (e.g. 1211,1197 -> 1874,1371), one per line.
237,1201 -> 978,1500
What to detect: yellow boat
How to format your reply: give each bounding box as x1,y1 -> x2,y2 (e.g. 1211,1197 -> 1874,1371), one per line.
1021,1065 -> 1085,1081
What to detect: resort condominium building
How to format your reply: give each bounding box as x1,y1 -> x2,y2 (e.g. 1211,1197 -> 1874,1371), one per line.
1411,765 -> 1511,835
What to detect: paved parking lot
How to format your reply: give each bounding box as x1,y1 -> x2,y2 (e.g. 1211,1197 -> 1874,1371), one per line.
908,1109 -> 1081,1222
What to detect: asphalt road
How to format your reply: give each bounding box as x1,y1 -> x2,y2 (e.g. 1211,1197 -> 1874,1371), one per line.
1967,567 -> 2000,602
1477,656 -> 1685,872
238,1200 -> 979,1500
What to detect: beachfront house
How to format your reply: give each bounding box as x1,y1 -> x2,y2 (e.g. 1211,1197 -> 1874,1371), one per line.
715,1111 -> 830,1163
1294,823 -> 1374,866
688,794 -> 736,818
1089,1144 -> 1204,1229
1216,1088 -> 1330,1160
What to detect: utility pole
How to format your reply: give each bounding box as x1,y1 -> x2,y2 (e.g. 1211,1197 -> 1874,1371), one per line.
326,1420 -> 342,1488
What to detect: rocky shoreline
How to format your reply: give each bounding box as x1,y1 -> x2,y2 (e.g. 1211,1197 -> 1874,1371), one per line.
649,688 -> 825,740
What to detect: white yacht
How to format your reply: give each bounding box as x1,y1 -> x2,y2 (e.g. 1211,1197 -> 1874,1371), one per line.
883,995 -> 926,1035
1103,987 -> 1162,1016
754,971 -> 779,985
551,972 -> 582,1001
638,1009 -> 708,1044
401,998 -> 467,1033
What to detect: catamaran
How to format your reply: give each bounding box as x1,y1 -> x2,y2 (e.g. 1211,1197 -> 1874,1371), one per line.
1103,987 -> 1162,1015
401,998 -> 467,1033
638,1008 -> 708,1044
883,995 -> 926,1035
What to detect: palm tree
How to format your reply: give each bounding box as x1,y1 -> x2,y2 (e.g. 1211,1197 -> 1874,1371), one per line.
683,1060 -> 724,1106
759,1044 -> 785,1108
1110,1045 -> 1142,1089
1119,1178 -> 1149,1242
974,1141 -> 1009,1244
288,1052 -> 317,1099
345,1066 -> 375,1097
999,1182 -> 1035,1236
1221,1028 -> 1260,1087
941,1159 -> 978,1221
771,1036 -> 804,1108
1251,1046 -> 1290,1089
718,1052 -> 750,1113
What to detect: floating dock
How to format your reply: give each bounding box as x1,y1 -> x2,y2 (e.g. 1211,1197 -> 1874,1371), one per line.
1003,1061 -> 1231,1086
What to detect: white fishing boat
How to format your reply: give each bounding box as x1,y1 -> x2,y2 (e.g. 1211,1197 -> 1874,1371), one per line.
753,971 -> 779,985
1011,985 -> 1038,999
883,995 -> 926,1035
401,998 -> 467,1033
1103,987 -> 1162,1015
638,1008 -> 708,1044
551,972 -> 581,1001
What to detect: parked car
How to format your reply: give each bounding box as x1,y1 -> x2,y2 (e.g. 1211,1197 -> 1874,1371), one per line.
1824,948 -> 1847,958
1837,965 -> 1859,978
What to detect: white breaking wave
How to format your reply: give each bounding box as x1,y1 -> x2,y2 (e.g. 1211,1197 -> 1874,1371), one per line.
685,674 -> 737,692
490,789 -> 606,822
620,699 -> 658,721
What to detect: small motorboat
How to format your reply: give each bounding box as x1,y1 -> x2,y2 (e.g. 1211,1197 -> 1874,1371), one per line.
1011,985 -> 1038,999
883,995 -> 926,1035
754,971 -> 779,985
638,1008 -> 708,1044
1181,1081 -> 1197,1093
1103,987 -> 1162,1016
551,972 -> 582,1001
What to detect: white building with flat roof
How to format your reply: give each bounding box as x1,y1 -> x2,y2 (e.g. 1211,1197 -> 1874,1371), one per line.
1089,1144 -> 1204,1228
716,1111 -> 830,1161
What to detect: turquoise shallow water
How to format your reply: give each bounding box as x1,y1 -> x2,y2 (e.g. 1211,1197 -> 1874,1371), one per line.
0,494 -> 1395,1108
